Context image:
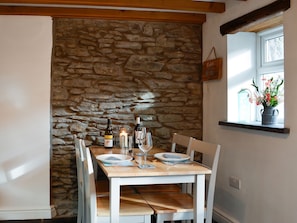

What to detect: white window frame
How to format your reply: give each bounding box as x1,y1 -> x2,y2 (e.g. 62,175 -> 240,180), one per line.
256,25 -> 284,123
258,25 -> 284,70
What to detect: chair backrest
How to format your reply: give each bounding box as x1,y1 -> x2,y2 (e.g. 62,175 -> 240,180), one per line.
74,135 -> 81,167
74,135 -> 85,223
171,133 -> 193,155
83,147 -> 97,223
80,139 -> 86,161
74,136 -> 85,173
189,138 -> 221,223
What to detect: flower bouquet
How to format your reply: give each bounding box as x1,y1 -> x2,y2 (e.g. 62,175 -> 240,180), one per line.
250,77 -> 284,108
240,77 -> 284,124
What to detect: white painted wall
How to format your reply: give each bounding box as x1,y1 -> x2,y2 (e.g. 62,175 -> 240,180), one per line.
203,0 -> 297,222
0,16 -> 52,220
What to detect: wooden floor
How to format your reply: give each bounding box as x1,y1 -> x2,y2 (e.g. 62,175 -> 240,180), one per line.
0,218 -> 218,223
0,218 -> 76,223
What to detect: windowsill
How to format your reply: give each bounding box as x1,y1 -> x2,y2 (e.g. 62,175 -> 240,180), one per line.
218,120 -> 290,134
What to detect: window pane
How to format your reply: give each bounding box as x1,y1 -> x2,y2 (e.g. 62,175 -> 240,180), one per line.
264,35 -> 284,62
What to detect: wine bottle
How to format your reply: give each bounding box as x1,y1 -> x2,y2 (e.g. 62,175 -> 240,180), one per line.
134,117 -> 142,148
104,118 -> 113,149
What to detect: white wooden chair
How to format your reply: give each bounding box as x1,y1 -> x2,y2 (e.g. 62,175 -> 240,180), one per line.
74,135 -> 85,223
140,138 -> 221,223
134,133 -> 193,194
79,138 -> 113,196
171,132 -> 193,154
171,133 -> 194,193
80,138 -> 135,196
83,147 -> 154,223
75,137 -> 137,222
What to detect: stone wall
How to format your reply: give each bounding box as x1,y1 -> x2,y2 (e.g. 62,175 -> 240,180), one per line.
51,18 -> 203,217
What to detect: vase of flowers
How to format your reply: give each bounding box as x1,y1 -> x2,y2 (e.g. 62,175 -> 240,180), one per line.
241,77 -> 284,125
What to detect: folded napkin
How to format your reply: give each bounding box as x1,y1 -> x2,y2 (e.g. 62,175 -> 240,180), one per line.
162,160 -> 192,165
105,156 -> 122,161
163,154 -> 182,159
103,161 -> 135,167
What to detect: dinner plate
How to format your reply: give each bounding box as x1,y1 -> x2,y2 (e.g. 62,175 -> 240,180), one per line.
154,152 -> 190,162
96,154 -> 132,164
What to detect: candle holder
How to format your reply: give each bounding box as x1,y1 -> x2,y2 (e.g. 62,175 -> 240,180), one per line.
119,127 -> 128,149
119,127 -> 133,156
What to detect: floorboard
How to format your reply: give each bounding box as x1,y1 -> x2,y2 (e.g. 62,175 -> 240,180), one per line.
0,218 -> 76,223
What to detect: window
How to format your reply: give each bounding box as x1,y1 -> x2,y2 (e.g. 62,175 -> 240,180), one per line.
256,26 -> 284,123
259,26 -> 284,66
227,25 -> 284,125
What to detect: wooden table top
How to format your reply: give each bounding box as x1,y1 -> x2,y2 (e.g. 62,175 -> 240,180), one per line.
90,146 -> 211,178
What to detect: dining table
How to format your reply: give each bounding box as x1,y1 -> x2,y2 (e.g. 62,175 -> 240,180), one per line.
90,146 -> 212,223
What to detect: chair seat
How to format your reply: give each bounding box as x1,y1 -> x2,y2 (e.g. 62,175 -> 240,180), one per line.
96,180 -> 136,196
97,193 -> 154,216
140,192 -> 195,214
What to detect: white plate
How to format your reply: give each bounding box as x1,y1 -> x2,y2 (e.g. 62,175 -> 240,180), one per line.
154,152 -> 190,162
96,154 -> 132,164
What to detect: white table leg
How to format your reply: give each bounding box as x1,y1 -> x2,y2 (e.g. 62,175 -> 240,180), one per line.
110,178 -> 120,223
193,174 -> 205,223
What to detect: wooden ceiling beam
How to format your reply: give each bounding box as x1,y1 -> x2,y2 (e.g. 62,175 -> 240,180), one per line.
0,5 -> 207,24
0,0 -> 225,13
220,0 -> 290,35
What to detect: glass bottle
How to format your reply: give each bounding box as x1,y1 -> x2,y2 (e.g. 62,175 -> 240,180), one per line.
133,117 -> 142,148
104,118 -> 113,149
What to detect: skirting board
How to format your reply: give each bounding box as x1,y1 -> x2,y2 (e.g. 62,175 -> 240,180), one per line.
213,207 -> 240,223
0,205 -> 56,220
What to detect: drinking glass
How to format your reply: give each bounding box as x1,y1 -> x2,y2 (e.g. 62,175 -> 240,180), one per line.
136,127 -> 154,168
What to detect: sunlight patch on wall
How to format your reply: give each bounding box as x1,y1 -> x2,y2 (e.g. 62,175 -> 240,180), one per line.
227,32 -> 256,122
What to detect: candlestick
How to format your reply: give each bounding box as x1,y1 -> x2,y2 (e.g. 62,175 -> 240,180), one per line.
119,128 -> 128,148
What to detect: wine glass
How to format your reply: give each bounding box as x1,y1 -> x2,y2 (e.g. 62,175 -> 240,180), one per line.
137,127 -> 154,169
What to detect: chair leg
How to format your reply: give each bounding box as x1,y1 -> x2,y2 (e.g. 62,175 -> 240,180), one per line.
156,214 -> 167,223
144,215 -> 151,223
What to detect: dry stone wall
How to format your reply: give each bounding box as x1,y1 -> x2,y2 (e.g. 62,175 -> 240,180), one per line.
51,18 -> 203,217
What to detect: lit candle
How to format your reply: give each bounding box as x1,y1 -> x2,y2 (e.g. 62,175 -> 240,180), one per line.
119,129 -> 128,148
